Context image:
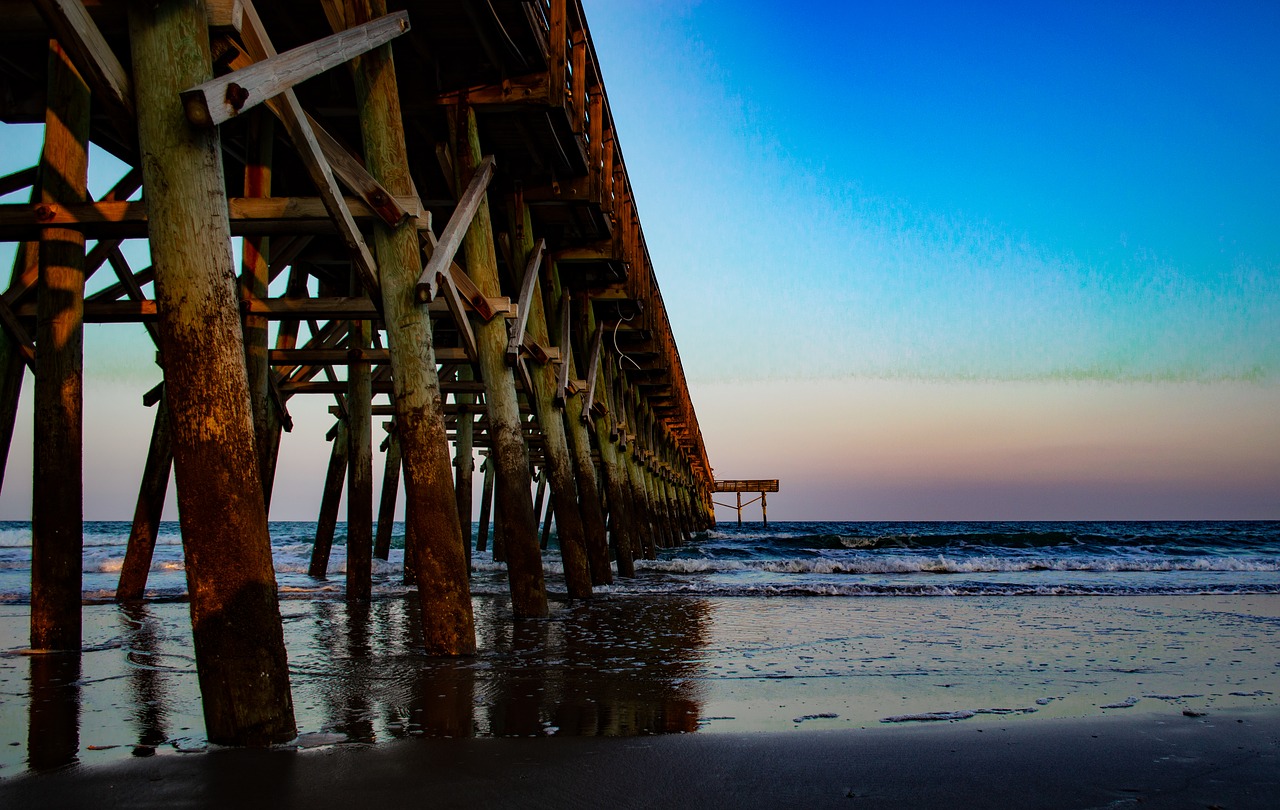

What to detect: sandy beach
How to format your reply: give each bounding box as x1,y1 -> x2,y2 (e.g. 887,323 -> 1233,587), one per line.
2,591 -> 1277,805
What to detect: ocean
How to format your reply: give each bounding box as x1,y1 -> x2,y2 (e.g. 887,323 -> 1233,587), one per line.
1,519 -> 1277,603
2,519 -> 1279,776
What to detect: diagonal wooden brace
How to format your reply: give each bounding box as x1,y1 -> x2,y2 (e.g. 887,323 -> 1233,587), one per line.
581,322 -> 603,422
505,238 -> 544,365
180,11 -> 410,127
414,155 -> 496,303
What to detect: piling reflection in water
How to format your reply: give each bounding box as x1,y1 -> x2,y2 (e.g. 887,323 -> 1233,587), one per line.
27,651 -> 80,770
295,595 -> 711,741
119,604 -> 170,750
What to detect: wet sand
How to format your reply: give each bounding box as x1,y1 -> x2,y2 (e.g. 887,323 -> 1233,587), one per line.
2,593 -> 1278,804
1,712 -> 1277,808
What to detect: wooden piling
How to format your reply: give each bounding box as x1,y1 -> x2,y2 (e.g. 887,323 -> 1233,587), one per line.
452,105 -> 546,618
239,111 -> 277,509
347,279 -> 373,602
115,397 -> 172,602
341,0 -> 475,653
550,280 -> 612,585
311,420 -> 349,579
129,0 -> 295,744
31,39 -> 88,652
476,455 -> 494,554
373,426 -> 401,561
508,203 -> 591,598
453,367 -> 475,564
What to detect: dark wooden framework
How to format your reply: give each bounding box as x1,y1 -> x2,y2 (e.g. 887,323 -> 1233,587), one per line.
0,0 -> 717,745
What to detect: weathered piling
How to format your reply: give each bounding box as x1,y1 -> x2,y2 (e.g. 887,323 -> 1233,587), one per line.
508,203 -> 591,598
347,274 -> 373,602
341,0 -> 475,653
2,0 -> 726,747
452,105 -> 546,618
30,39 -> 88,652
129,0 -> 295,744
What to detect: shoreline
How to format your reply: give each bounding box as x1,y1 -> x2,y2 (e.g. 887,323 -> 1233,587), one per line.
3,710 -> 1277,808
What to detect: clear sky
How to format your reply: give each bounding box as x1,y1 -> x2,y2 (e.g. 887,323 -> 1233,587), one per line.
580,0 -> 1280,519
1,1 -> 1277,521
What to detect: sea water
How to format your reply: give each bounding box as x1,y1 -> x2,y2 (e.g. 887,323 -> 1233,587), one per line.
0,520 -> 1277,603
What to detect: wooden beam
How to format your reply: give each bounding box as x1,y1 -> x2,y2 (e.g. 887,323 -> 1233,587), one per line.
181,11 -> 409,127
505,238 -> 544,365
414,155 -> 496,302
33,0 -> 135,125
581,322 -> 603,421
0,195 -> 417,240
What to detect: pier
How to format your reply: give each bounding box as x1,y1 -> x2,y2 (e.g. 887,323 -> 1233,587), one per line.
0,0 -> 716,744
713,479 -> 780,525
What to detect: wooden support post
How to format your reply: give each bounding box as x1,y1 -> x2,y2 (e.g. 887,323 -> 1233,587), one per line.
584,308 -> 636,577
373,427 -> 400,561
31,40 -> 89,652
129,1 -> 295,744
532,468 -> 548,549
239,111 -> 278,509
453,366 -> 475,568
347,288 -> 373,602
452,105 -> 546,618
341,0 -> 474,654
508,204 -> 591,598
540,492 -> 555,551
115,397 -> 172,602
476,455 -> 494,553
762,490 -> 768,525
737,491 -> 742,525
310,420 -> 349,579
551,282 -> 611,585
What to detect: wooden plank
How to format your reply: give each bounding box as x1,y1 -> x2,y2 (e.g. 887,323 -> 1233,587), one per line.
0,297 -> 35,370
505,238 -> 544,364
207,0 -> 244,32
181,11 -> 409,127
414,155 -> 496,302
548,0 -> 566,106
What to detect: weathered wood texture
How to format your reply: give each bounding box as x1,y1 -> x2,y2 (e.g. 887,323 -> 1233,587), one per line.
129,1 -> 295,744
115,398 -> 172,603
341,0 -> 475,653
31,40 -> 88,652
453,105 -> 546,618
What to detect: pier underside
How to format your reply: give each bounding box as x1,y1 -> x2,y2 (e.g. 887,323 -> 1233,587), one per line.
0,0 -> 714,744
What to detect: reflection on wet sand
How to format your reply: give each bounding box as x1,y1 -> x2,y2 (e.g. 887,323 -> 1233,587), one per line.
119,604 -> 170,751
296,595 -> 712,742
27,651 -> 79,770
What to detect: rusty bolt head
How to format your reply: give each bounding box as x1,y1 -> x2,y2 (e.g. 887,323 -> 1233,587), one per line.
34,204 -> 55,222
225,82 -> 250,111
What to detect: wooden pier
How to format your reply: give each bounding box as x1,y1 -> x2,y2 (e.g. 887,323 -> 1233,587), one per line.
0,0 -> 715,745
714,479 -> 779,525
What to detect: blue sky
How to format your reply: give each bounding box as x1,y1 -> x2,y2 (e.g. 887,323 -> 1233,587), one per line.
581,0 -> 1279,517
0,1 -> 1276,519
584,0 -> 1280,384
